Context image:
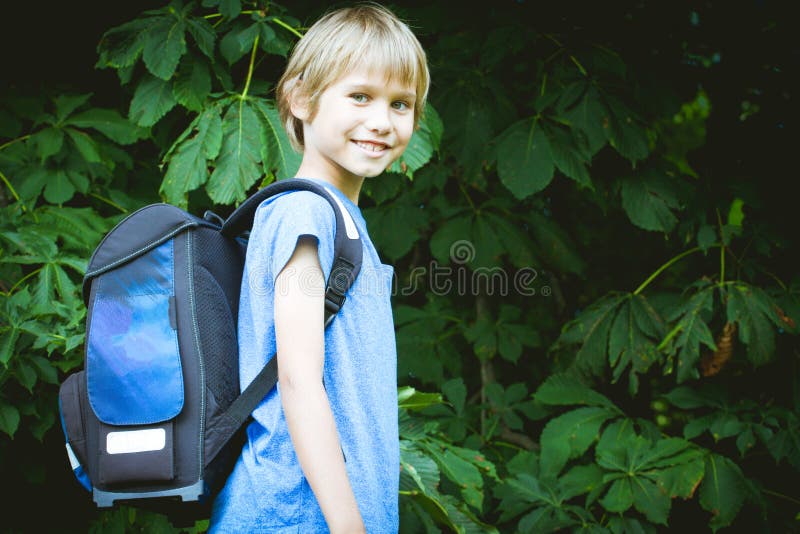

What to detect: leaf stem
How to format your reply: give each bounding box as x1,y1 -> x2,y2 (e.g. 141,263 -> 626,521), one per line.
241,33 -> 260,101
761,488 -> 800,506
203,9 -> 258,19
716,208 -> 725,287
0,169 -> 21,203
271,17 -> 304,39
542,33 -> 564,48
0,134 -> 31,152
89,192 -> 128,214
458,182 -> 476,212
569,55 -> 588,76
633,246 -> 703,295
7,268 -> 42,296
476,294 -> 492,438
761,269 -> 788,291
543,48 -> 565,65
657,322 -> 683,351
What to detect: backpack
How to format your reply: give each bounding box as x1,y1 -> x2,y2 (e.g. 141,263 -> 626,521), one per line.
57,178 -> 362,525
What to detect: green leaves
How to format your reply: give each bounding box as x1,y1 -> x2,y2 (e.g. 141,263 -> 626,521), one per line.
220,22 -> 260,64
96,18 -> 151,70
398,386 -> 443,411
161,98 -> 299,205
725,283 -> 783,367
497,117 -> 555,199
429,205 -> 538,269
187,18 -> 216,59
699,454 -> 747,532
527,210 -> 586,276
607,293 -> 666,388
620,169 -> 683,233
95,2 -> 300,147
494,79 -> 655,200
559,294 -> 624,374
438,92 -> 494,178
484,382 -> 538,437
1,93 -> 144,207
463,305 -> 540,363
539,407 -> 618,479
66,108 -> 146,145
173,56 -> 212,112
161,107 -> 222,204
562,85 -> 607,157
595,421 -> 705,525
558,294 -> 664,393
143,16 -> 187,80
557,278 -> 787,390
399,396 -> 497,533
31,128 -> 64,161
535,373 -> 620,412
207,101 -> 262,203
535,374 -> 622,488
547,122 -> 592,189
499,369 -> 758,531
363,192 -> 429,260
603,95 -> 650,162
0,401 -> 21,438
660,284 -> 717,382
97,5 -> 198,82
0,203 -> 104,445
251,99 -> 301,181
129,75 -> 178,127
496,450 -> 604,532
395,298 -> 461,385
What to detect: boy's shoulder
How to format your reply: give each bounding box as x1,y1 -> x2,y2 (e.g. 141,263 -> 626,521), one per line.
253,189 -> 337,231
258,189 -> 335,215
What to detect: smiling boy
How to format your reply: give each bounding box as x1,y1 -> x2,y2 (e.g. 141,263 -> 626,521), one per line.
209,3 -> 429,533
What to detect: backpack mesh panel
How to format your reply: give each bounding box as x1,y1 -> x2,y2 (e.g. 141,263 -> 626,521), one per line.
195,228 -> 245,316
194,265 -> 238,411
192,228 -> 246,413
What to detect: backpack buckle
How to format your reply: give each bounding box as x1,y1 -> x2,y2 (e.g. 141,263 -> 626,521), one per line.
324,292 -> 345,326
324,291 -> 345,314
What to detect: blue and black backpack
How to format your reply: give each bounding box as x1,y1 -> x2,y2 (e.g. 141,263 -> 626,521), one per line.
57,178 -> 362,525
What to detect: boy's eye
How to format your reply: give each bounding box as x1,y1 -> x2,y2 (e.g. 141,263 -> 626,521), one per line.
351,93 -> 369,103
392,100 -> 411,111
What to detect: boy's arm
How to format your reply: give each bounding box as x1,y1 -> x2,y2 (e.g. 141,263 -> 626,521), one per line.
274,236 -> 366,534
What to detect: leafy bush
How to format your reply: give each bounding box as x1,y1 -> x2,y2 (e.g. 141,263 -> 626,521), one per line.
1,1 -> 798,532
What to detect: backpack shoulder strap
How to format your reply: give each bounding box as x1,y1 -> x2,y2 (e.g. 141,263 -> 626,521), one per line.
206,178 -> 363,466
222,178 -> 362,310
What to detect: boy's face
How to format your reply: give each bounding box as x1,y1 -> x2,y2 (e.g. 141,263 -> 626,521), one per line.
293,67 -> 416,183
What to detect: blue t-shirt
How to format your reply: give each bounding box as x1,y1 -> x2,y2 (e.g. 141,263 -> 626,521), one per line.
209,179 -> 399,533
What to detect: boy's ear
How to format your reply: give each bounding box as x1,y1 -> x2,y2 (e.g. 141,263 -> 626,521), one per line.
290,90 -> 311,122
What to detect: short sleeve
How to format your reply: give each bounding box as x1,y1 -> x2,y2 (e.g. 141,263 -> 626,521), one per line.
248,191 -> 336,284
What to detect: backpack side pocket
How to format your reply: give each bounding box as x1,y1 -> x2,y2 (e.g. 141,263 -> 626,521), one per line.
97,420 -> 175,485
58,372 -> 92,492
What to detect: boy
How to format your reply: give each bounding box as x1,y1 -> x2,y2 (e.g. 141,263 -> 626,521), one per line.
209,3 -> 429,533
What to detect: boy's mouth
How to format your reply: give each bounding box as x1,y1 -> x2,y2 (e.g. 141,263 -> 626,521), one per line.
352,140 -> 390,153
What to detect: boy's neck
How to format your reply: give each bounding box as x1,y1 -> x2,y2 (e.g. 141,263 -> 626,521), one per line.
294,167 -> 363,205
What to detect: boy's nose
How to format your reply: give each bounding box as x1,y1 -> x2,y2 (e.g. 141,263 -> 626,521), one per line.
364,105 -> 392,134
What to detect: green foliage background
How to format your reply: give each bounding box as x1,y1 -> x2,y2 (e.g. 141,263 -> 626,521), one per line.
1,1 -> 798,532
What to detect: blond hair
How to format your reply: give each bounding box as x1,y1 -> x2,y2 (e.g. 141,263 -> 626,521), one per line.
276,2 -> 430,152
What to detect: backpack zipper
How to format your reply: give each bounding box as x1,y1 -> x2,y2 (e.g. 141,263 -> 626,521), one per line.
186,231 -> 206,482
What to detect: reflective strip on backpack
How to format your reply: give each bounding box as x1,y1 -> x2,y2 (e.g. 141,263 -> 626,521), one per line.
106,428 -> 167,454
66,443 -> 92,492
